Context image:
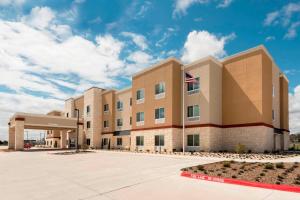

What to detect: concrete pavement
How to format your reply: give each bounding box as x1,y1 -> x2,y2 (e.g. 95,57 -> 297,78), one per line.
0,150 -> 299,200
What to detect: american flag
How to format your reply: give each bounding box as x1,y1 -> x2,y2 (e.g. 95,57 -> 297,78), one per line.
185,72 -> 197,83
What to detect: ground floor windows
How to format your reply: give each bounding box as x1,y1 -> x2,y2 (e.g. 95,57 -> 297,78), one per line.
187,134 -> 200,147
86,138 -> 90,146
136,136 -> 144,146
117,138 -> 122,146
155,135 -> 164,146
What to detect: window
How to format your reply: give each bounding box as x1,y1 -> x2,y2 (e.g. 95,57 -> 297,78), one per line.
136,89 -> 144,100
86,139 -> 90,146
86,121 -> 91,129
136,136 -> 144,146
117,101 -> 123,111
104,104 -> 109,112
117,138 -> 122,146
187,134 -> 200,147
155,82 -> 165,95
103,120 -> 109,128
187,77 -> 200,92
272,110 -> 275,121
130,98 -> 132,106
117,118 -> 123,127
86,105 -> 90,114
155,135 -> 164,146
136,112 -> 144,122
66,113 -> 69,118
187,105 -> 200,118
130,117 -> 132,125
155,108 -> 165,119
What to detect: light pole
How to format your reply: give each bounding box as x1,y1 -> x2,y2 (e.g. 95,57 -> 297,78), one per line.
75,108 -> 79,152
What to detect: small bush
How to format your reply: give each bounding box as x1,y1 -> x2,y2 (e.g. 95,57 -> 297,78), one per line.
265,163 -> 274,170
181,168 -> 188,171
235,143 -> 245,154
217,173 -> 222,176
277,175 -> 284,180
276,162 -> 285,169
223,161 -> 231,168
232,175 -> 237,179
276,181 -> 281,185
260,173 -> 265,176
197,165 -> 204,171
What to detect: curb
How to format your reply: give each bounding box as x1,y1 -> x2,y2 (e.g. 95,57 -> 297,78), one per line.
181,171 -> 300,193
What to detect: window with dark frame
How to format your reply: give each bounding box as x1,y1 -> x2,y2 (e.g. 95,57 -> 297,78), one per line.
104,104 -> 109,112
155,135 -> 164,146
117,138 -> 122,146
117,101 -> 123,111
136,136 -> 144,146
86,139 -> 90,146
136,89 -> 144,100
155,82 -> 165,95
187,134 -> 200,147
86,121 -> 91,129
117,118 -> 123,127
136,112 -> 144,122
103,120 -> 109,128
187,77 -> 200,91
187,105 -> 200,118
155,108 -> 165,119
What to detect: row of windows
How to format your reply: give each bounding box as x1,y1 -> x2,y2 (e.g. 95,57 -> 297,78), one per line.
135,134 -> 199,147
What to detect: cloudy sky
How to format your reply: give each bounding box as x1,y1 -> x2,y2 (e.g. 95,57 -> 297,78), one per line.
0,0 -> 300,140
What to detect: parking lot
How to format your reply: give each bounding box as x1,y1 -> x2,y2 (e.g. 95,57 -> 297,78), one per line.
0,150 -> 299,200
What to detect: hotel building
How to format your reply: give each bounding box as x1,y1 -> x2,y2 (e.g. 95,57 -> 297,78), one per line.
9,45 -> 289,152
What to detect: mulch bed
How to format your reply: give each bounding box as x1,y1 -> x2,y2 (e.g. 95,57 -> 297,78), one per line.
51,150 -> 96,155
181,161 -> 300,186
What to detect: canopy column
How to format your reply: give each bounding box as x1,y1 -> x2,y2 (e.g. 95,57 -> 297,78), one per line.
15,119 -> 24,151
8,126 -> 15,150
60,131 -> 66,149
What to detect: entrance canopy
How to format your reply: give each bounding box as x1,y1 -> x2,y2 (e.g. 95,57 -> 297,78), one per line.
8,112 -> 83,150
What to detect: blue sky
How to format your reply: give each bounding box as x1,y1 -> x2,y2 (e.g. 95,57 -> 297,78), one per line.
0,0 -> 300,140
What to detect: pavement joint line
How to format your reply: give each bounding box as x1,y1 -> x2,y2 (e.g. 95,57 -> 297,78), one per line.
261,190 -> 274,200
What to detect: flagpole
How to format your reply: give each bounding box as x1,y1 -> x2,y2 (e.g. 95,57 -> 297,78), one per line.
182,66 -> 185,154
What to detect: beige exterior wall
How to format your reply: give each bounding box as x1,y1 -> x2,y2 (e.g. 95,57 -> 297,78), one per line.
222,126 -> 274,153
102,90 -> 115,134
112,135 -> 131,150
184,59 -> 222,125
272,64 -> 281,128
132,59 -> 182,130
280,76 -> 289,130
114,88 -> 132,131
84,87 -> 103,148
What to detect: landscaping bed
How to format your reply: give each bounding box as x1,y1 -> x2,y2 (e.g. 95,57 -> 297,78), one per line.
52,150 -> 96,155
181,161 -> 300,186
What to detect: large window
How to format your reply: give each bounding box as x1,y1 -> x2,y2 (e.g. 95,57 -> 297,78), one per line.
86,121 -> 91,129
86,139 -> 90,146
187,134 -> 200,147
117,101 -> 123,111
136,136 -> 144,146
136,89 -> 144,100
117,118 -> 123,127
104,104 -> 109,112
155,108 -> 165,119
187,77 -> 200,92
103,120 -> 109,128
187,105 -> 200,118
155,135 -> 164,146
155,82 -> 165,95
117,138 -> 122,146
136,112 -> 144,122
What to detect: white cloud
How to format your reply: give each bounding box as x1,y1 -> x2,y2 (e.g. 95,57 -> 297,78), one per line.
155,27 -> 178,47
265,36 -> 275,42
284,21 -> 300,39
173,0 -> 209,18
217,0 -> 233,8
181,30 -> 235,63
121,32 -> 148,50
264,2 -> 300,39
289,85 -> 300,133
22,7 -> 55,29
0,0 -> 25,6
127,51 -> 152,65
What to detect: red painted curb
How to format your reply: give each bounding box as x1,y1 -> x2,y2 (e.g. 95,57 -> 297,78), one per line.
181,171 -> 300,193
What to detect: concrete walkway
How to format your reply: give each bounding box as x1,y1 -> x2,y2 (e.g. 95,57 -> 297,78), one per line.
0,150 -> 299,200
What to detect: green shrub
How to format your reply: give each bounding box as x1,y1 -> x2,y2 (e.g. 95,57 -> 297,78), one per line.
275,162 -> 285,169
223,161 -> 231,168
232,175 -> 237,179
265,163 -> 274,170
235,143 -> 245,154
197,165 -> 204,171
260,173 -> 265,176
